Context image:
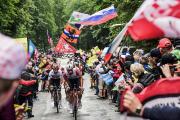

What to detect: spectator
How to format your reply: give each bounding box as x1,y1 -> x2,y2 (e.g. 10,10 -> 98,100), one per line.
123,53 -> 180,120
18,72 -> 36,118
157,38 -> 173,55
133,49 -> 144,63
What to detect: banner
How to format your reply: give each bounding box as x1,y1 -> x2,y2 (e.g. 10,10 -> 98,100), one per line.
69,11 -> 90,24
61,24 -> 81,44
78,5 -> 118,26
128,0 -> 180,41
55,38 -> 76,53
87,55 -> 98,66
91,46 -> 101,55
15,38 -> 28,52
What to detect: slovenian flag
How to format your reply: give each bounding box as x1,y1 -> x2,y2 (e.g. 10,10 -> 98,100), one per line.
78,5 -> 118,26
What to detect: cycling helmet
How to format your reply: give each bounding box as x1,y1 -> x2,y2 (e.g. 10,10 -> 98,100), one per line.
74,62 -> 79,66
66,64 -> 73,70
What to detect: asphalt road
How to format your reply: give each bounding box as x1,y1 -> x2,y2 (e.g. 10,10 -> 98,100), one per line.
28,58 -> 144,120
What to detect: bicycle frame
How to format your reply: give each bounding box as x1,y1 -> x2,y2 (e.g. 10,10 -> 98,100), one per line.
52,86 -> 61,113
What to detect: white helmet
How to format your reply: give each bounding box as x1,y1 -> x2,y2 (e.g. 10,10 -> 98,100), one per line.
66,64 -> 73,70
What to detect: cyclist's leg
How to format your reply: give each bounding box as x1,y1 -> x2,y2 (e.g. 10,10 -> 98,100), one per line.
67,79 -> 75,113
76,78 -> 82,108
41,80 -> 45,91
57,85 -> 62,108
68,79 -> 74,105
49,80 -> 55,99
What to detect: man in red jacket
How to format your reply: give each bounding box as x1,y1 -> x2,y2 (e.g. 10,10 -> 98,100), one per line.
18,72 -> 36,118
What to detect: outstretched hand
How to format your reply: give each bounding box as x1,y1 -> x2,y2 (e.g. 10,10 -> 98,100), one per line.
15,103 -> 26,120
123,90 -> 142,115
161,64 -> 172,78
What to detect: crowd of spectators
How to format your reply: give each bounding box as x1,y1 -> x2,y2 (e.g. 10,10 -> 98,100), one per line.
88,38 -> 180,120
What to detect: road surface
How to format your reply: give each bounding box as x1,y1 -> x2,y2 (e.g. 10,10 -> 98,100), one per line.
28,58 -> 143,120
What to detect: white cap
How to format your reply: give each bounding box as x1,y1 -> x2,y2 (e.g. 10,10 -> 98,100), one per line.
0,33 -> 27,80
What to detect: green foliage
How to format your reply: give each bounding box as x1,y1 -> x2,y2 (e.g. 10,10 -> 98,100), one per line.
0,0 -> 146,51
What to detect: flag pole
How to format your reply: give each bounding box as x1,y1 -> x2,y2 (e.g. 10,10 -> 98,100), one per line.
105,0 -> 150,63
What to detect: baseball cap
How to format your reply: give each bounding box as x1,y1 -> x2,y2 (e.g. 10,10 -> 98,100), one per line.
0,33 -> 27,80
157,38 -> 172,48
150,48 -> 161,58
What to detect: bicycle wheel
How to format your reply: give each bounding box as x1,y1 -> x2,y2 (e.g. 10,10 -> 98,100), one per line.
56,91 -> 59,113
54,91 -> 59,113
73,105 -> 77,120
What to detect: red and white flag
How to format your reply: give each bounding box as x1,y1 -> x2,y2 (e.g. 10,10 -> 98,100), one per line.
34,48 -> 39,63
47,30 -> 54,47
104,0 -> 180,63
128,0 -> 180,41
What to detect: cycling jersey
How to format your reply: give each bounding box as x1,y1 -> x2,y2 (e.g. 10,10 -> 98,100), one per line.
65,67 -> 82,90
48,70 -> 62,88
66,67 -> 81,79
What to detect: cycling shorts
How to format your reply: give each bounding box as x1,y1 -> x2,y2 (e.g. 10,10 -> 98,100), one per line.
68,78 -> 80,91
50,78 -> 61,88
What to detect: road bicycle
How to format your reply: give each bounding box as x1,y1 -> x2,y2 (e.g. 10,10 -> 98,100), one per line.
52,86 -> 61,113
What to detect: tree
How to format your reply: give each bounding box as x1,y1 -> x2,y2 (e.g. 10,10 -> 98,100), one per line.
0,0 -> 34,37
1,0 -> 148,51
30,0 -> 57,50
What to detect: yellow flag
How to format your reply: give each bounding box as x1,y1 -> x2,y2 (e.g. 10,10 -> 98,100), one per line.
87,55 -> 98,66
15,38 -> 28,52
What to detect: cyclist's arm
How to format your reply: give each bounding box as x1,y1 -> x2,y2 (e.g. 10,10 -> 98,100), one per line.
63,74 -> 69,87
76,68 -> 83,88
60,73 -> 64,86
48,70 -> 53,81
80,76 -> 83,88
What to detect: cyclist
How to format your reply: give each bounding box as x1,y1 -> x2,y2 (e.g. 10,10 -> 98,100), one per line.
48,64 -> 63,108
64,63 -> 83,113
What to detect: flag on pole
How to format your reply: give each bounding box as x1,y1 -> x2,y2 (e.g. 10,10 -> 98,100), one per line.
101,47 -> 109,58
128,0 -> 180,41
69,11 -> 90,24
78,5 -> 118,26
34,48 -> 39,63
104,0 -> 157,63
28,40 -> 36,57
61,24 -> 81,44
104,26 -> 128,63
47,30 -> 54,47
